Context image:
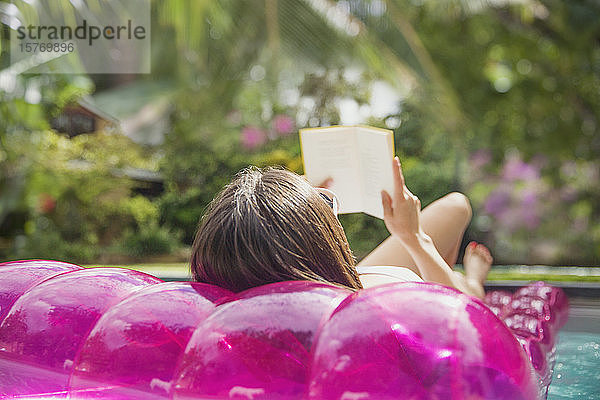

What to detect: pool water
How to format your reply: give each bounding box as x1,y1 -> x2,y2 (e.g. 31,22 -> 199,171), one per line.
547,332 -> 600,399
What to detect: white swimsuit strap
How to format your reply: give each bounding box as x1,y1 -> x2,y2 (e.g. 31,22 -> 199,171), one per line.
355,266 -> 423,282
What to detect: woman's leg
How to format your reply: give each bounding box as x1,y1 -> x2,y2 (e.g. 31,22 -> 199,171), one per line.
358,192 -> 472,276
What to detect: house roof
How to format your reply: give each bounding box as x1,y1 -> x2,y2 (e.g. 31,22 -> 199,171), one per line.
92,80 -> 176,145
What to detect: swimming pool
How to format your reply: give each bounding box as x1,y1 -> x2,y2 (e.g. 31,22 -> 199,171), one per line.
548,300 -> 600,399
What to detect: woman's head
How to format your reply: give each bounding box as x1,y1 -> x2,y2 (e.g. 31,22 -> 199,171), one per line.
191,167 -> 362,292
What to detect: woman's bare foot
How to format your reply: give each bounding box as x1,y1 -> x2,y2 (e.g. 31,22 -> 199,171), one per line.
462,241 -> 493,299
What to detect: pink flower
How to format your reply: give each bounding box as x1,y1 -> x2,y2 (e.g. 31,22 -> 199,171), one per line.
272,114 -> 295,136
241,126 -> 267,150
521,211 -> 540,230
469,149 -> 492,170
520,190 -> 541,230
502,155 -> 540,182
521,189 -> 538,208
484,189 -> 511,217
38,193 -> 56,214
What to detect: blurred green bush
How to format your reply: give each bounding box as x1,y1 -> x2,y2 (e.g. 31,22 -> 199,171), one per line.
120,223 -> 181,258
0,72 -> 179,262
2,129 -> 181,263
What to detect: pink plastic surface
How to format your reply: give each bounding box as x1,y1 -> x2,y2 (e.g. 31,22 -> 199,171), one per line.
0,261 -> 568,400
0,260 -> 82,322
0,266 -> 162,398
171,281 -> 351,400
484,281 -> 569,396
308,282 -> 540,400
69,281 -> 232,399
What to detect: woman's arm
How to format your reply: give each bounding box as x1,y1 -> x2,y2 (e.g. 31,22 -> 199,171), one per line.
381,157 -> 474,296
393,232 -> 471,293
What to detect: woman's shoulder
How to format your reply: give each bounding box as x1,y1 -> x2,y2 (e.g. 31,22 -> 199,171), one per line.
356,266 -> 423,288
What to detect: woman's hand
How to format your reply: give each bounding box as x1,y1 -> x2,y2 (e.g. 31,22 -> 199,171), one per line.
381,157 -> 423,245
380,157 -> 482,297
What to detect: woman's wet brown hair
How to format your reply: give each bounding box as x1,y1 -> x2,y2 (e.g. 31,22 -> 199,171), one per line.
190,167 -> 362,292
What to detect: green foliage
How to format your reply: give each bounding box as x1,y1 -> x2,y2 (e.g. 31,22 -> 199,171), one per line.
406,0 -> 600,162
0,45 -> 94,257
120,223 -> 181,258
159,186 -> 215,244
337,214 -> 387,260
122,195 -> 160,227
11,217 -> 99,264
0,126 -> 173,261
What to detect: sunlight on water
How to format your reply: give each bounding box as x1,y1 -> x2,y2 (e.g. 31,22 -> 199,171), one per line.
548,332 -> 600,399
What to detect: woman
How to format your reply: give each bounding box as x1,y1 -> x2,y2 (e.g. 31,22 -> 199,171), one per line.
190,157 -> 492,298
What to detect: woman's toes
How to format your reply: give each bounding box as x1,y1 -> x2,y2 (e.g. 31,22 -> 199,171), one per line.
476,244 -> 493,263
465,241 -> 477,257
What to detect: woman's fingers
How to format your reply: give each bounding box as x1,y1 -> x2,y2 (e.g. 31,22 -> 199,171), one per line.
318,177 -> 333,188
393,156 -> 417,201
392,157 -> 405,199
301,175 -> 334,188
395,157 -> 405,186
388,155 -> 421,212
381,190 -> 393,219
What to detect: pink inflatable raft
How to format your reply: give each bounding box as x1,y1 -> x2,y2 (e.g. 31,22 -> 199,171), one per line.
0,260 -> 568,399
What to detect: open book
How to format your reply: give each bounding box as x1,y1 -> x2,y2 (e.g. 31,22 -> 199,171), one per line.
299,125 -> 395,219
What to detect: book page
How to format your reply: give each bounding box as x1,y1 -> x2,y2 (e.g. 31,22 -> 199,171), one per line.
355,126 -> 395,219
300,127 -> 363,213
